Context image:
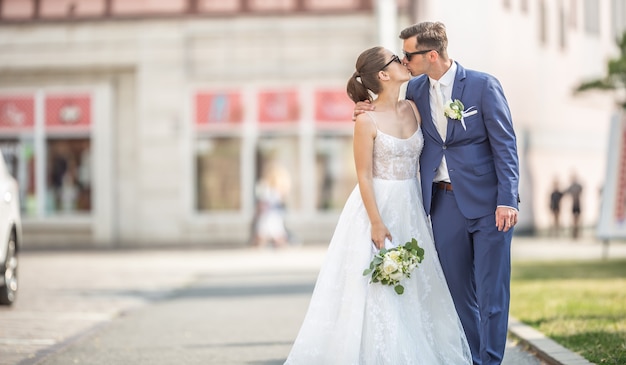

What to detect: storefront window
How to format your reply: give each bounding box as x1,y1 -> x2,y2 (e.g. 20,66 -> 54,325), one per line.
46,138 -> 91,214
196,137 -> 241,211
255,136 -> 300,211
315,135 -> 355,210
0,138 -> 36,216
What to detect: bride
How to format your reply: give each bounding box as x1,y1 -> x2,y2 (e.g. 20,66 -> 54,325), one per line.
284,46 -> 471,364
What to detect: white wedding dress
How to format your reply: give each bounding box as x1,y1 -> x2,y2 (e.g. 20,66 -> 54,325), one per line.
284,117 -> 472,364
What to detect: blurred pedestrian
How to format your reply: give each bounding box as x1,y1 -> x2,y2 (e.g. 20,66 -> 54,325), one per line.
252,162 -> 291,248
566,172 -> 583,239
549,177 -> 564,237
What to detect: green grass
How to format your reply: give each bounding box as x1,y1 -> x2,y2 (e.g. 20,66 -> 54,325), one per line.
510,259 -> 626,365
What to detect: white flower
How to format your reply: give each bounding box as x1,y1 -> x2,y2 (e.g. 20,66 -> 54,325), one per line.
444,99 -> 464,120
363,238 -> 425,295
444,99 -> 477,131
382,257 -> 399,274
389,271 -> 404,281
388,250 -> 401,261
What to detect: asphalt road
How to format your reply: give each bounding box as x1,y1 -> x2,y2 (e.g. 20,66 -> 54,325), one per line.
3,236 -> 622,365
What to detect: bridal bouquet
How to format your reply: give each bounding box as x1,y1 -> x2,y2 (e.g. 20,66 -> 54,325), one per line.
363,238 -> 425,295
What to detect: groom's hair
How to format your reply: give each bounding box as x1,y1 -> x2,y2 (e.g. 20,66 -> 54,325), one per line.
399,21 -> 448,59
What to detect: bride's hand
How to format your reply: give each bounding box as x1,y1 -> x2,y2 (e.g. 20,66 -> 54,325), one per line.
371,223 -> 392,250
353,100 -> 375,121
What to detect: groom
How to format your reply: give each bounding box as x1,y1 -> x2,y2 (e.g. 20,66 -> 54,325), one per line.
355,22 -> 519,365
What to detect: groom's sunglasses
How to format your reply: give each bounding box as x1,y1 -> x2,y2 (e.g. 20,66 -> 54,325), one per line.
380,55 -> 402,70
403,49 -> 435,61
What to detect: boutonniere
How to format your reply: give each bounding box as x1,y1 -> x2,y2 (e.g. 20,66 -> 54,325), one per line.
444,99 -> 477,131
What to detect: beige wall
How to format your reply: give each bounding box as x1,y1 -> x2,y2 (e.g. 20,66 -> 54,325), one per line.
1,0 -> 624,246
0,15 -> 384,246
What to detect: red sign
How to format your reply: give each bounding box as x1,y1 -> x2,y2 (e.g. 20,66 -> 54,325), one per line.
195,91 -> 243,126
258,90 -> 299,123
315,89 -> 354,122
45,94 -> 91,128
0,95 -> 35,131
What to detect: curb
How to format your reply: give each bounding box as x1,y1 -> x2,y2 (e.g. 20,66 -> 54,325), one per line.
508,317 -> 595,365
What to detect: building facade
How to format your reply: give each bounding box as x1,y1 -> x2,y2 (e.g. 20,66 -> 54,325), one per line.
0,0 -> 624,247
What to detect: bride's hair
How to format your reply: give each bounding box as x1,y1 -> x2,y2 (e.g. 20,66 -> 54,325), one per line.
346,46 -> 386,103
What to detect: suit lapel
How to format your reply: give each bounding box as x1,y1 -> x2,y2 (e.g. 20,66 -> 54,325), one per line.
447,62 -> 467,141
414,77 -> 443,143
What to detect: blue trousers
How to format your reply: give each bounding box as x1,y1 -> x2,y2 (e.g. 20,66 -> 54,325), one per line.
430,187 -> 512,365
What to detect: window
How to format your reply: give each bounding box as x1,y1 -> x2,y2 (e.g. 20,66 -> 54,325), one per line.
612,0 -> 626,39
0,91 -> 93,217
247,0 -> 297,12
305,0 -> 361,11
46,138 -> 91,214
570,0 -> 578,28
198,0 -> 241,13
539,0 -> 548,45
315,135 -> 355,211
255,136 -> 300,212
195,137 -> 241,211
40,0 -> 106,18
0,0 -> 372,20
521,0 -> 529,12
0,139 -> 35,216
44,93 -> 92,215
1,0 -> 34,19
559,4 -> 568,49
111,0 -> 186,15
584,0 -> 600,35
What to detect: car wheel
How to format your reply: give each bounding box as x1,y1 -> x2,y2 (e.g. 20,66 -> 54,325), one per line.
0,232 -> 17,305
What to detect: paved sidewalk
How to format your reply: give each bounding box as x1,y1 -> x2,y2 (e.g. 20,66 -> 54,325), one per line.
1,235 -> 622,365
511,235 -> 626,262
4,245 -> 538,365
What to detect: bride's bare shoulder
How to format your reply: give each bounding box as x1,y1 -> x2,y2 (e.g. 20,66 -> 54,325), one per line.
354,112 -> 377,135
403,100 -> 421,125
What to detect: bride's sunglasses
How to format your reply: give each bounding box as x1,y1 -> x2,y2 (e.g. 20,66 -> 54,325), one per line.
380,55 -> 401,70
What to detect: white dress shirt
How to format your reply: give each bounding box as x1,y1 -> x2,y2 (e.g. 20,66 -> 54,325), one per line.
429,62 -> 457,184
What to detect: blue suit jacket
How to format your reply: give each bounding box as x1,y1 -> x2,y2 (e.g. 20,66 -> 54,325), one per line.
406,62 -> 519,219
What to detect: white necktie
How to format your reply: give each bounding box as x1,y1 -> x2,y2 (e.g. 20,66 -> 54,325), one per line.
433,82 -> 447,141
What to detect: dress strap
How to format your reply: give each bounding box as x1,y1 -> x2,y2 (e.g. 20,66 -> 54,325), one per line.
364,111 -> 379,130
404,100 -> 421,127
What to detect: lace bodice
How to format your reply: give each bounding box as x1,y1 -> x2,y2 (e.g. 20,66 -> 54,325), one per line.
371,123 -> 423,180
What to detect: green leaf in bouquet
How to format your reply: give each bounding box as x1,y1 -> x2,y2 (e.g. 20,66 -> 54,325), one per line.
405,238 -> 425,262
394,285 -> 405,295
372,271 -> 381,281
363,268 -> 372,276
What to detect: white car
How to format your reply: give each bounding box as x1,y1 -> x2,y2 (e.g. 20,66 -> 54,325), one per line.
0,151 -> 21,305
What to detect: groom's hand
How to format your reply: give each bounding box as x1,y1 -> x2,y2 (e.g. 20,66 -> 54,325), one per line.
352,100 -> 375,121
496,206 -> 518,232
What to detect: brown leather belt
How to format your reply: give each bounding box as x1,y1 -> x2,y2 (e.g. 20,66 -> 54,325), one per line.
436,182 -> 453,191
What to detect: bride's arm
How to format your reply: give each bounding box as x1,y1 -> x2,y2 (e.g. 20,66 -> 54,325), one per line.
353,115 -> 392,249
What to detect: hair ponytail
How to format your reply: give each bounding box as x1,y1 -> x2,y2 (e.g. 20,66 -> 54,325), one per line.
345,46 -> 386,104
346,71 -> 371,103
